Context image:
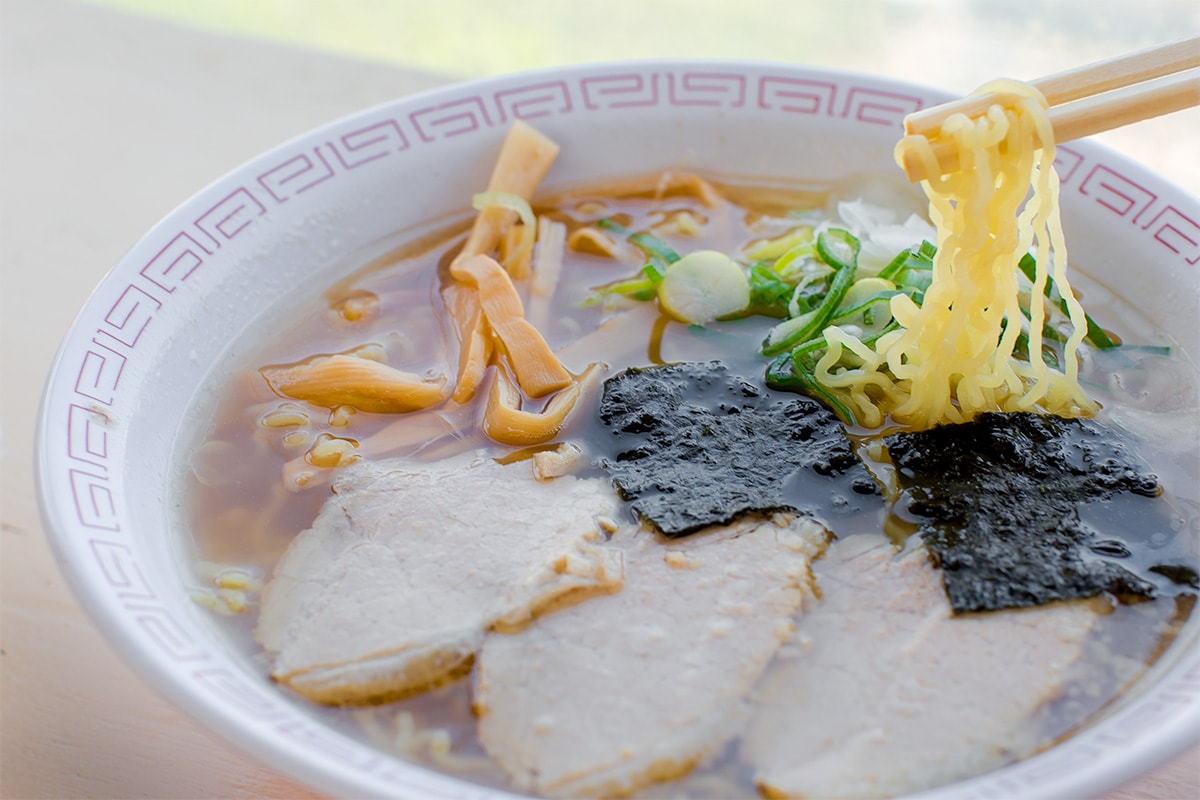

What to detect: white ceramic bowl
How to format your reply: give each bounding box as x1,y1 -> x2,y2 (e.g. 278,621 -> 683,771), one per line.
37,60 -> 1200,800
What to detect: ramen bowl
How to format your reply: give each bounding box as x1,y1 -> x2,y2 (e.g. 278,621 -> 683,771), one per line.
36,60 -> 1200,800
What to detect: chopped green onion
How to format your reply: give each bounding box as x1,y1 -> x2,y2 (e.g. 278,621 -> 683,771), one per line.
895,267 -> 932,299
597,218 -> 681,264
642,260 -> 668,285
815,228 -> 859,271
878,240 -> 934,281
832,277 -> 899,320
765,351 -> 857,424
762,230 -> 859,355
585,221 -> 683,305
772,240 -> 820,278
831,290 -> 900,320
656,250 -> 750,324
631,232 -> 681,265
582,275 -> 657,305
596,217 -> 630,235
764,310 -> 820,354
787,272 -> 830,317
746,264 -> 795,318
877,242 -> 933,303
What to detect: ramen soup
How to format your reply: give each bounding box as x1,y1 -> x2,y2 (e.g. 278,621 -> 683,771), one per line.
184,119 -> 1199,799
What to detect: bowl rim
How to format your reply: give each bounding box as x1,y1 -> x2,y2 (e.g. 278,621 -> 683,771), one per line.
35,56 -> 1200,800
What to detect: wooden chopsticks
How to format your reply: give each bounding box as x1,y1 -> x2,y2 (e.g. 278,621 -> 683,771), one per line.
899,36 -> 1200,182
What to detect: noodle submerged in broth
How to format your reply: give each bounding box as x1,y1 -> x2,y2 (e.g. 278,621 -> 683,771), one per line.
182,110 -> 1199,799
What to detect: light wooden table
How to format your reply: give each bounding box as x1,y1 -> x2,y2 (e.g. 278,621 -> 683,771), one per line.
2,1 -> 1197,798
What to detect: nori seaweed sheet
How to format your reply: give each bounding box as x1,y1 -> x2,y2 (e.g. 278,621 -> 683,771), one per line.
596,361 -> 879,537
886,411 -> 1165,614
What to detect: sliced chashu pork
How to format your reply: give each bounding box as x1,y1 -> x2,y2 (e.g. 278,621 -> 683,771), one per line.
256,452 -> 623,704
743,534 -> 1101,799
474,513 -> 831,798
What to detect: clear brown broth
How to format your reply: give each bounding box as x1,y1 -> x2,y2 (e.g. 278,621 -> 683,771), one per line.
184,174 -> 1199,798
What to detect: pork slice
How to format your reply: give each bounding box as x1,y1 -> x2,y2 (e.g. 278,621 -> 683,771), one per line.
256,451 -> 624,704
474,513 -> 831,798
743,534 -> 1100,799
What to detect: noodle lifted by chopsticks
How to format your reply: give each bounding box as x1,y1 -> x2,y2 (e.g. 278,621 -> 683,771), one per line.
816,79 -> 1099,429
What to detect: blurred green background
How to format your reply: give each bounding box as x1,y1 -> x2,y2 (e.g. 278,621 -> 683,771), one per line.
80,0 -> 1199,91
61,1 -> 1200,195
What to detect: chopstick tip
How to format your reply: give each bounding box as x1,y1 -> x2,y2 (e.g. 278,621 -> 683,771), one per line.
896,134 -> 933,183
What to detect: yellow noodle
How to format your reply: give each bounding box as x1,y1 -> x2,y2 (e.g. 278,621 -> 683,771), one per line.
820,79 -> 1098,428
